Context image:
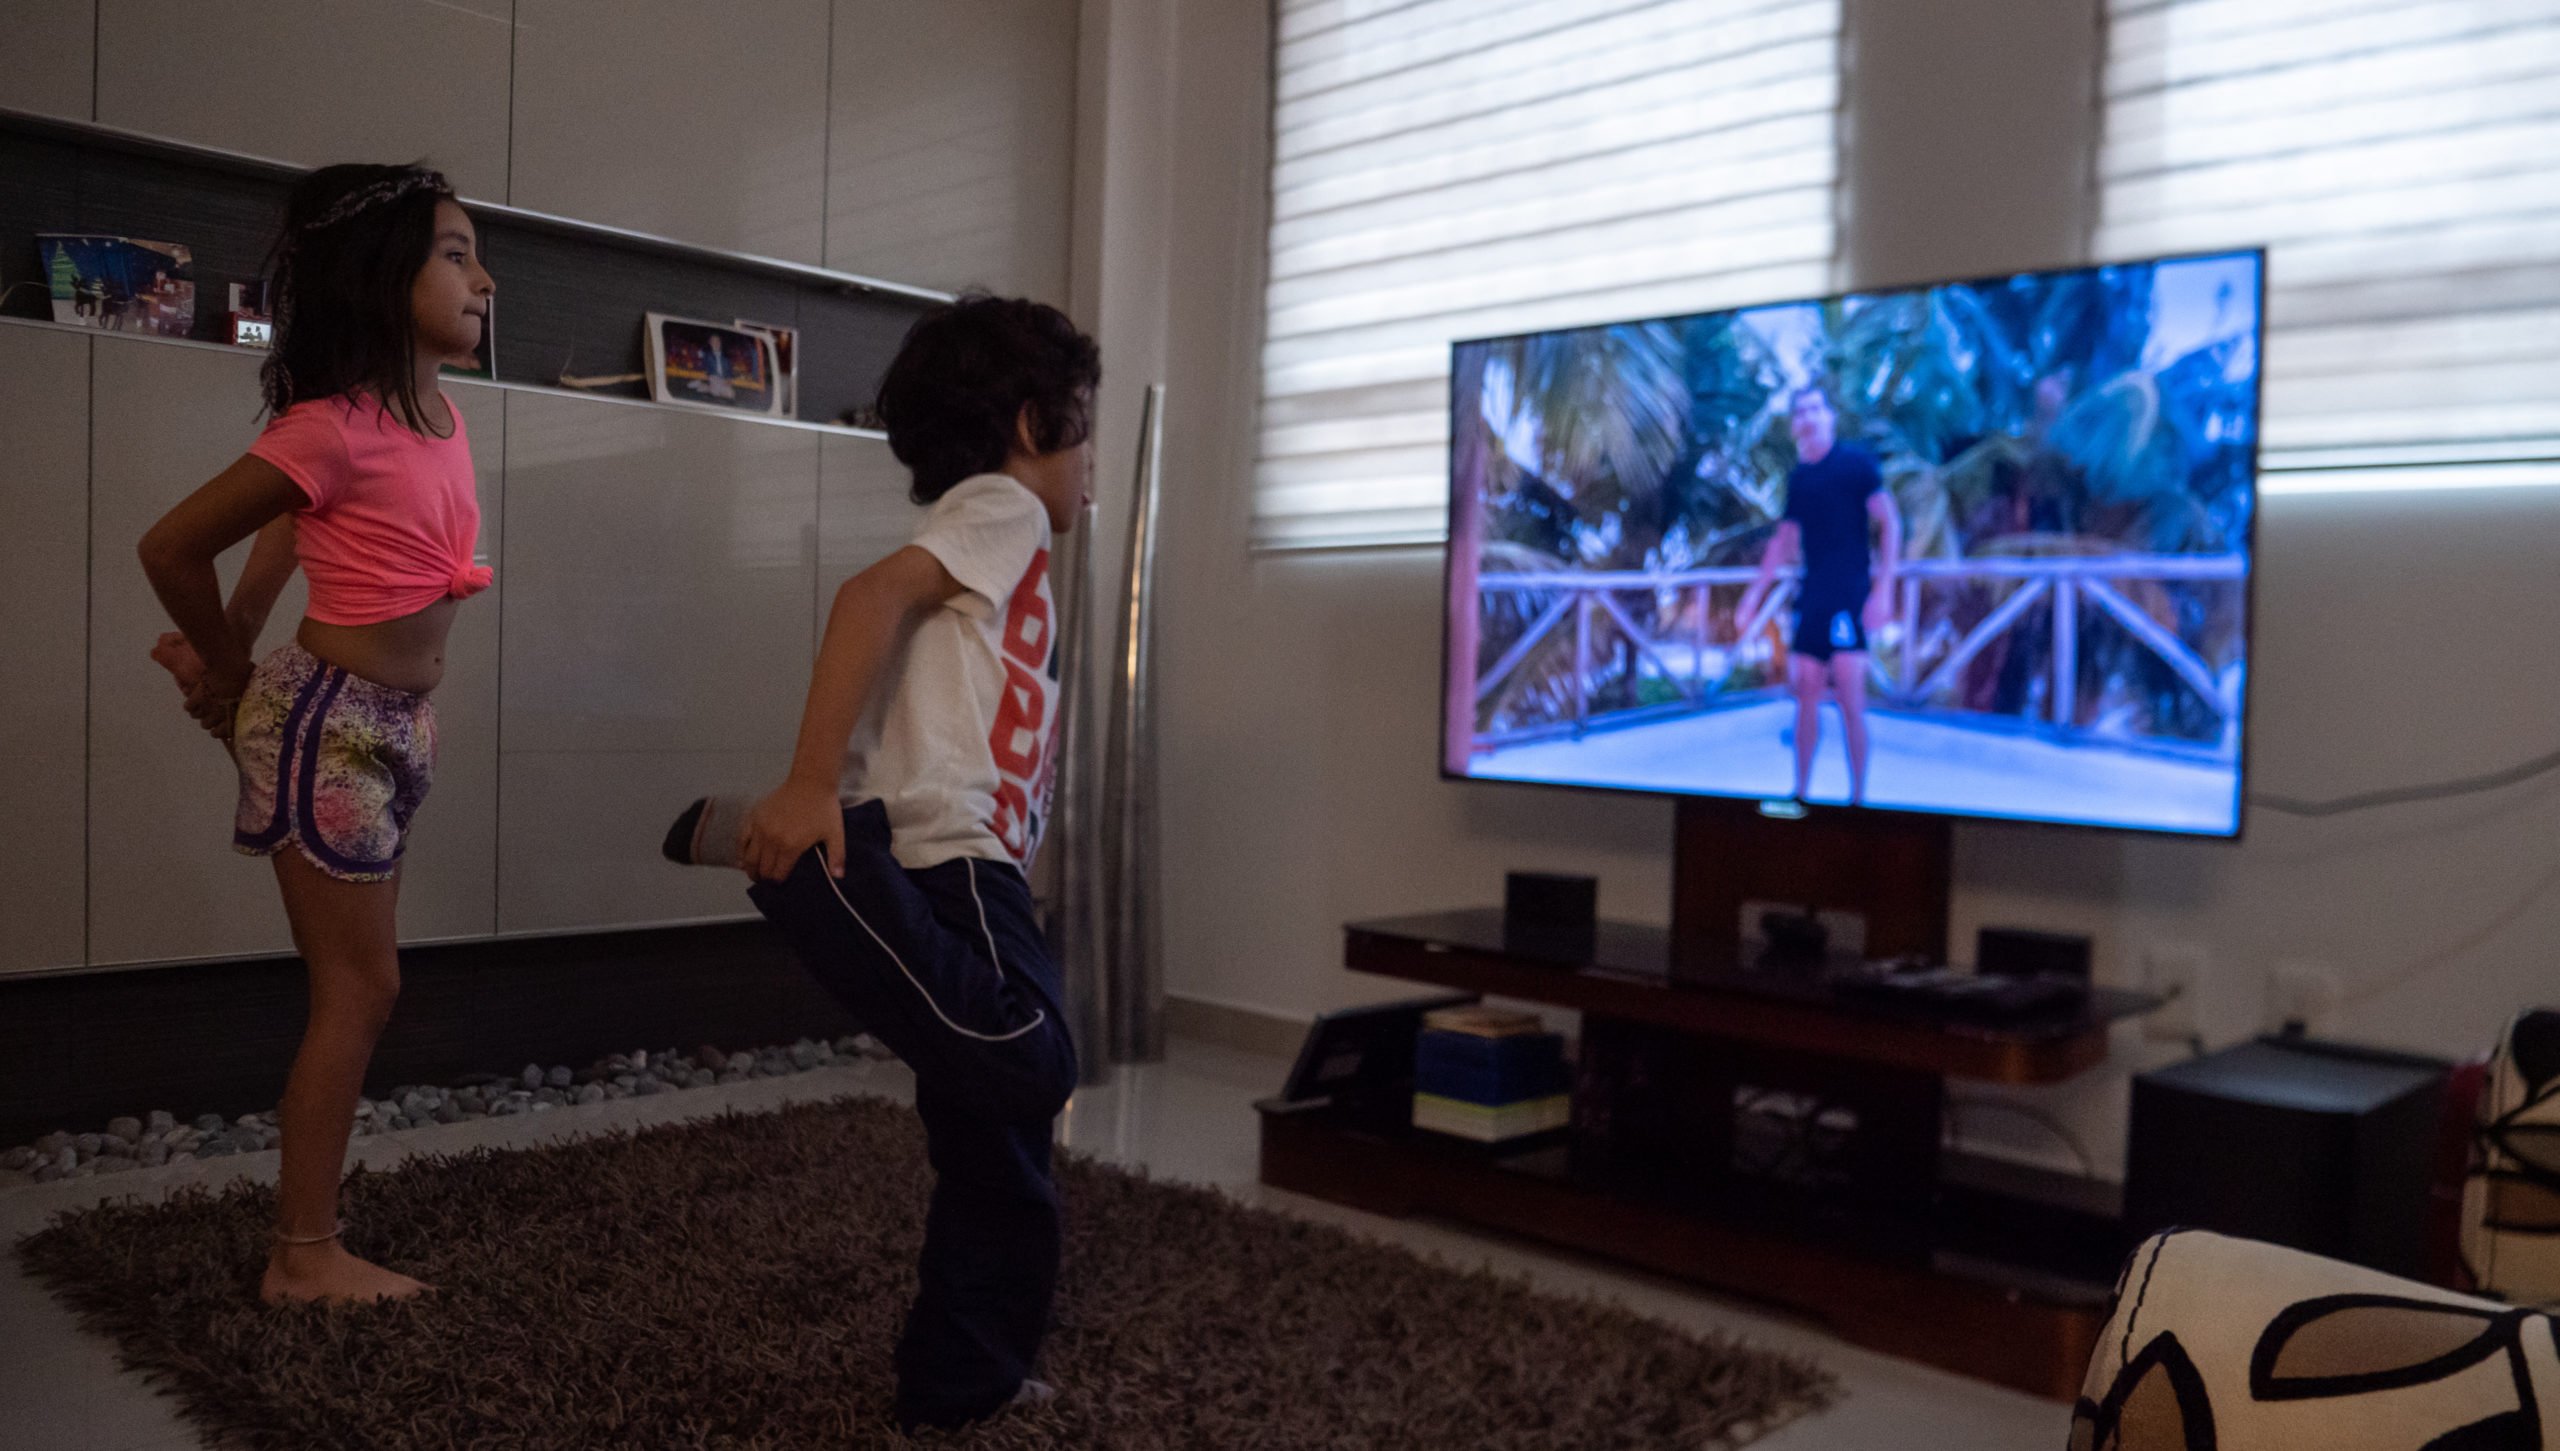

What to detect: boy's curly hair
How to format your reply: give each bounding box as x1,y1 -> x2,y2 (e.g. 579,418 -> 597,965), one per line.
876,294 -> 1100,503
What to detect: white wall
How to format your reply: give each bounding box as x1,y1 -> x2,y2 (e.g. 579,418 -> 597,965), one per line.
94,0 -> 516,199
830,0 -> 1082,301
1136,0 -> 2560,1179
0,0 -> 96,121
0,1 -> 1079,974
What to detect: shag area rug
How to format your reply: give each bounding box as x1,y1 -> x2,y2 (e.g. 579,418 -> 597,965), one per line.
17,1095 -> 1834,1448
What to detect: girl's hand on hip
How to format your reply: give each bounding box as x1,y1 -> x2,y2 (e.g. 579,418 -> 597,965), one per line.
184,660 -> 249,741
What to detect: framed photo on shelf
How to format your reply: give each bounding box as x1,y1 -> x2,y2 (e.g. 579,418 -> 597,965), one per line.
39,234 -> 196,339
732,318 -> 798,419
644,312 -> 783,417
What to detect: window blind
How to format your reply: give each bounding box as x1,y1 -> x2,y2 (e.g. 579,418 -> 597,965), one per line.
1255,0 -> 1845,549
2097,0 -> 2560,494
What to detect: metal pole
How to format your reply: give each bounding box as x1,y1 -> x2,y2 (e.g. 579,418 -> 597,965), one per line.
1047,500 -> 1110,1086
1102,384 -> 1167,1063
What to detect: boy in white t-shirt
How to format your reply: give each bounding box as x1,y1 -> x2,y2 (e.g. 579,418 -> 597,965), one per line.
667,295 -> 1094,1432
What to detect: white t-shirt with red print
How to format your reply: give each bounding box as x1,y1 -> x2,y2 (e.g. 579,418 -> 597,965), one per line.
838,474 -> 1061,872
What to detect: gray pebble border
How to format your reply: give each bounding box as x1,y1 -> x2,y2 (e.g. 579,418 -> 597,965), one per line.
0,1035 -> 897,1188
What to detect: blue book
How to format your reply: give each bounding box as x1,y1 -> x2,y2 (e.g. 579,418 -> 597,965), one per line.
1412,1057 -> 1573,1107
1416,1031 -> 1564,1079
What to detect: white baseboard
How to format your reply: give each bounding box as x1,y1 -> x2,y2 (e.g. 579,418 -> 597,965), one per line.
1163,994 -> 1309,1060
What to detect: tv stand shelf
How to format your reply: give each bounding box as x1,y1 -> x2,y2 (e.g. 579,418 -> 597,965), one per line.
1257,907 -> 2158,1400
1259,1103 -> 2114,1398
1348,909 -> 2151,1083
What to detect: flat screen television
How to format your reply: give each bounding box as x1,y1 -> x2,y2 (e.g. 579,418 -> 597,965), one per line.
1443,250 -> 2261,837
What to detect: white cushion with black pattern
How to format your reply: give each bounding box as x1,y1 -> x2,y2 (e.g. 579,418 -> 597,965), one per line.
2075,1229 -> 2558,1450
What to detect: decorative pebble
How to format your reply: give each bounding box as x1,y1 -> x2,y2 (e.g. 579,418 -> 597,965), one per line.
1,1030 -> 897,1173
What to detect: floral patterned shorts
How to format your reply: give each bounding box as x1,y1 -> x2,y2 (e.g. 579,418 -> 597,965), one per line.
232,643 -> 436,883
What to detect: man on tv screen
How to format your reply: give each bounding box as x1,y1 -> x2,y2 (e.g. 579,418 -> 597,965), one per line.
1738,386 -> 1901,805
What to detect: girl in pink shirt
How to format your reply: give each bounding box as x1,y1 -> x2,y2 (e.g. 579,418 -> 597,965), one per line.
139,163 -> 494,1306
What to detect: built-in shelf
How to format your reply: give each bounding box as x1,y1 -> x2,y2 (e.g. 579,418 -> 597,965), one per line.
0,313 -> 893,441
0,106 -> 948,428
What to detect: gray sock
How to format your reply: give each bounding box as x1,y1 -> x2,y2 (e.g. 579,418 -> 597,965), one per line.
660,794 -> 756,870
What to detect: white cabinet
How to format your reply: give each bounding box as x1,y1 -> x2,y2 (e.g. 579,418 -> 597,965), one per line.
0,327 -> 93,971
95,0 -> 512,198
496,392 -> 817,932
509,0 -> 831,261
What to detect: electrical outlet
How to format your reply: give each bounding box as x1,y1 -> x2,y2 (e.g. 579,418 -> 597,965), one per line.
2141,943 -> 2207,1042
2267,960 -> 2342,1035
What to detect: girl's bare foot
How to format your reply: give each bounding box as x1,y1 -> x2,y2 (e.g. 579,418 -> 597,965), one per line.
261,1240 -> 432,1305
150,630 -> 205,693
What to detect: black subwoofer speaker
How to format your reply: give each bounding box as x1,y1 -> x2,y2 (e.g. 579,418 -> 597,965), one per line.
2125,1036 -> 2448,1278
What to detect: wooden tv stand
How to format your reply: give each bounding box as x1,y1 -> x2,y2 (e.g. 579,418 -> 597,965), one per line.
1257,904 -> 2157,1400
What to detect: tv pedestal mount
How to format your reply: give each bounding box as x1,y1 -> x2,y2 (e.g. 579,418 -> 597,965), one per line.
1256,798 -> 2158,1400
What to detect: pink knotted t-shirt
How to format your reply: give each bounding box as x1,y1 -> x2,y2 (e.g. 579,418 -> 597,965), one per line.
247,393 -> 492,626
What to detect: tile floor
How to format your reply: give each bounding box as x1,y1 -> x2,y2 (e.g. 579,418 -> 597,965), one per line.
0,1038 -> 2067,1450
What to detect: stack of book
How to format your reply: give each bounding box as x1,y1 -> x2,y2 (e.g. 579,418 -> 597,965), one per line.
1411,1006 -> 1572,1144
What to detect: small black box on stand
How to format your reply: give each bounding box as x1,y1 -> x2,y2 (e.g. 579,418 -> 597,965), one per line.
1977,927 -> 2092,980
2124,1036 -> 2448,1278
1504,872 -> 1597,959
